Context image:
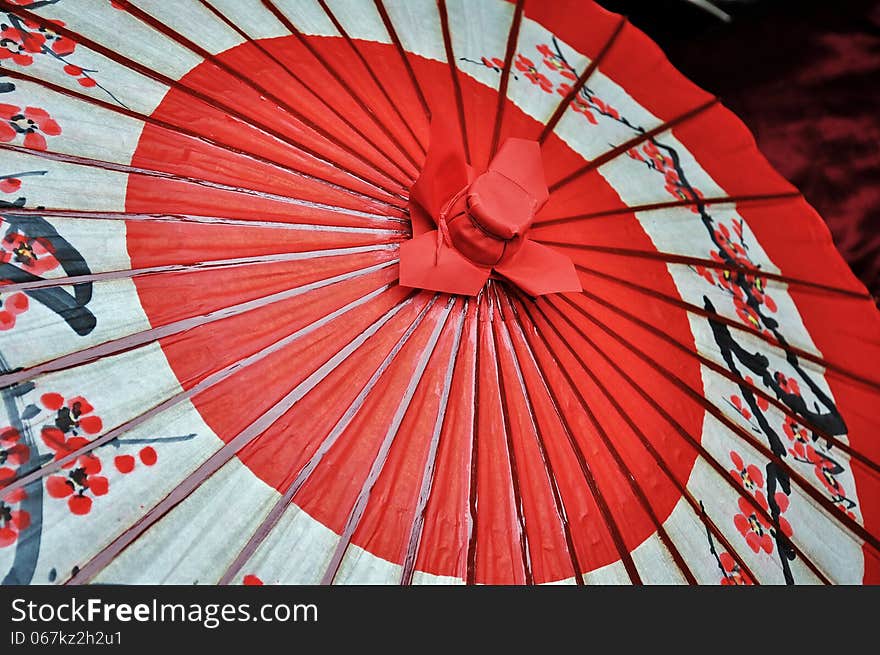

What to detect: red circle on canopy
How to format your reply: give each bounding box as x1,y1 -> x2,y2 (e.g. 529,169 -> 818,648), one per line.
124,33 -> 705,584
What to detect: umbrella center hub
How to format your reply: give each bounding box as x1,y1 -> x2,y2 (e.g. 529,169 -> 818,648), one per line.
443,170 -> 535,267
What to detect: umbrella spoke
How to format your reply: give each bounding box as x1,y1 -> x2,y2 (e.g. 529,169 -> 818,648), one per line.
537,16 -> 627,145
548,97 -> 719,194
487,0 -> 525,159
0,141 -> 408,218
465,293 -> 482,584
373,0 -> 432,122
0,243 -> 400,296
537,240 -> 875,304
437,0 -> 472,165
533,191 -> 801,227
486,286 -> 535,585
0,207 -> 408,232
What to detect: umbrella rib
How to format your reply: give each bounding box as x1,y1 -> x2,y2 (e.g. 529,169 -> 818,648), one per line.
0,65 -> 406,213
321,295 -> 453,585
0,256 -> 398,390
532,191 -> 802,227
197,0 -> 423,179
0,2 -> 408,202
548,293 -> 872,571
1,207 -> 408,231
465,293 -> 482,584
537,240 -> 876,304
258,0 -> 420,181
527,299 -> 773,585
573,263 -> 880,392
486,286 -> 535,584
315,0 -> 427,159
437,0 -> 472,165
373,0 -> 432,121
117,0 -> 416,188
0,281 -> 405,500
509,294 -> 698,584
537,16 -> 627,145
0,142 -> 407,218
218,293 -> 439,586
487,0 -> 525,159
400,299 -> 469,585
0,243 -> 399,296
491,287 -> 589,585
548,97 -> 719,194
570,281 -> 880,476
66,291 -> 425,585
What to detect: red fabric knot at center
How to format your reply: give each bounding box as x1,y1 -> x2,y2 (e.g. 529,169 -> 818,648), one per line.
400,120 -> 582,297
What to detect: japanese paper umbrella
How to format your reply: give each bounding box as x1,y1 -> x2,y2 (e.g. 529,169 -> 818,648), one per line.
0,0 -> 877,587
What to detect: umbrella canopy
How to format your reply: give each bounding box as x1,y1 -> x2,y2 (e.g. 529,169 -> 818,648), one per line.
0,0 -> 877,586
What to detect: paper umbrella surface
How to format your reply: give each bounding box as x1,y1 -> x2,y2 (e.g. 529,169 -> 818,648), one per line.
0,0 -> 878,586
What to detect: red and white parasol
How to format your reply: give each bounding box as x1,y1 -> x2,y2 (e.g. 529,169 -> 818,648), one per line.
0,0 -> 877,586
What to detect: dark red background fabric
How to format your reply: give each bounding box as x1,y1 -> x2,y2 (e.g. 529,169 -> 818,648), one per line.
596,0 -> 880,303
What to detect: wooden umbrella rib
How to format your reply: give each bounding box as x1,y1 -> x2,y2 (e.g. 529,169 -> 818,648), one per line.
0,282 -> 404,500
217,293 -> 437,586
0,243 -> 399,296
0,257 -> 398,391
573,263 -> 880,392
66,292 -> 426,585
0,141 -> 407,217
532,191 -> 802,227
538,16 -> 627,144
537,240 -> 875,304
118,0 -> 414,189
259,0 -> 419,182
315,0 -> 427,159
488,0 -> 525,159
400,300 -> 469,585
373,0 -> 432,121
197,0 -> 424,179
548,97 -> 719,194
485,286 -> 535,585
0,1 -> 407,202
465,293 -> 483,584
510,294 -> 698,584
437,0 -> 472,165
0,207 -> 408,230
321,296 -> 452,585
